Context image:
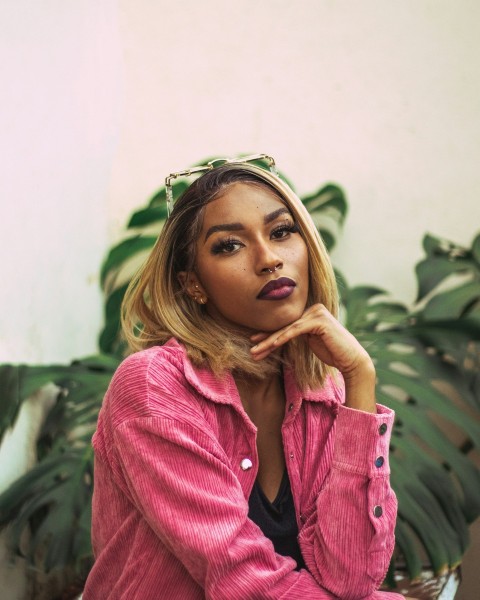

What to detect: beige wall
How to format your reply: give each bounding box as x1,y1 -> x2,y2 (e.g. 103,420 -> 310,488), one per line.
0,0 -> 122,363
2,0 -> 479,363
109,0 -> 480,306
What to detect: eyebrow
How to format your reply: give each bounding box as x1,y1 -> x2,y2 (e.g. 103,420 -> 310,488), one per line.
204,207 -> 291,241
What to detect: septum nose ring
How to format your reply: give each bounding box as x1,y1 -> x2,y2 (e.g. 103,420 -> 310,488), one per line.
267,266 -> 278,274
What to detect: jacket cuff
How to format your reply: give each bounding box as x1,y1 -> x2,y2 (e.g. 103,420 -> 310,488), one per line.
332,404 -> 394,477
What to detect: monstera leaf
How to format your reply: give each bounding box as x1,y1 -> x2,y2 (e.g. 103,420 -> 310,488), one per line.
341,232 -> 480,582
0,355 -> 119,574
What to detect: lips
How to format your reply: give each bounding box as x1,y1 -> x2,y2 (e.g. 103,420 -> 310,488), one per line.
257,277 -> 297,300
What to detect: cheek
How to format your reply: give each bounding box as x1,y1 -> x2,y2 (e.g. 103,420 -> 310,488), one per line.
283,239 -> 309,273
199,261 -> 248,300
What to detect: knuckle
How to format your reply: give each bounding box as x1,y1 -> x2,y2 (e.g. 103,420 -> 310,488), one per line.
312,303 -> 327,316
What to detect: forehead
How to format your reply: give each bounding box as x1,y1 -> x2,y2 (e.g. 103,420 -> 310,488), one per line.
201,182 -> 288,226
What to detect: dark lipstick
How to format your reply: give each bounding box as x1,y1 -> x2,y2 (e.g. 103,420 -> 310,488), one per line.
257,277 -> 296,300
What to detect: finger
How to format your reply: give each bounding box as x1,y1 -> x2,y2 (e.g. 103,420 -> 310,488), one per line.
250,328 -> 292,360
253,316 -> 318,353
250,304 -> 330,358
250,332 -> 270,343
251,347 -> 275,361
250,327 -> 292,356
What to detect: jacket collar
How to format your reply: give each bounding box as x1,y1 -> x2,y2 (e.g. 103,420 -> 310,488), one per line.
165,338 -> 344,410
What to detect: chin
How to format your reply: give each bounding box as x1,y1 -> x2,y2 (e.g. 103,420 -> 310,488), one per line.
255,307 -> 304,332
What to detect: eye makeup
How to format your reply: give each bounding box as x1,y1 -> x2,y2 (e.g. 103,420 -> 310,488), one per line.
210,218 -> 299,255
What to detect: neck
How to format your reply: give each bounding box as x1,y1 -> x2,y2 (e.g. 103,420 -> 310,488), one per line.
234,371 -> 284,415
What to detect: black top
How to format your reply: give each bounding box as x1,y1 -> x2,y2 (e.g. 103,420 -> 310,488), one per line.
248,469 -> 306,570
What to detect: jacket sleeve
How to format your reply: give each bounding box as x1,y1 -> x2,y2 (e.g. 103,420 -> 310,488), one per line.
298,403 -> 399,600
107,351 -> 403,600
103,351 -> 343,600
112,413 -> 341,600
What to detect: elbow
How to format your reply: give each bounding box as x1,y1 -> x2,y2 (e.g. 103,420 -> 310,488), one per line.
303,542 -> 392,600
323,575 -> 379,600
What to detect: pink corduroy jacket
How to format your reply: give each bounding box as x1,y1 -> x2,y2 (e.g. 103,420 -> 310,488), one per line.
84,339 -> 404,600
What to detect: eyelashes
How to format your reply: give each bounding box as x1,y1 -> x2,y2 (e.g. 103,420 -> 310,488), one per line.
211,237 -> 242,254
210,221 -> 299,255
272,222 -> 299,238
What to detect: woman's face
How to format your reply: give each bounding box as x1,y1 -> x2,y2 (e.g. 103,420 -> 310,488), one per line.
188,182 -> 309,334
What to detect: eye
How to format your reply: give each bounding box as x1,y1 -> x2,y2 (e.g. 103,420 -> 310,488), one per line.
211,236 -> 244,255
271,222 -> 299,240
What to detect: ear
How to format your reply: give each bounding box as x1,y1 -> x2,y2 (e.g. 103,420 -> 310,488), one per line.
177,271 -> 208,304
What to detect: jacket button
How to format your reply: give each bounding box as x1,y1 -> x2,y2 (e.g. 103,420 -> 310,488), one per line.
240,458 -> 253,471
373,505 -> 383,517
379,423 -> 387,435
288,403 -> 294,411
375,456 -> 384,468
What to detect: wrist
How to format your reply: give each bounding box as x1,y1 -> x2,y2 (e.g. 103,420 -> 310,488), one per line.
343,358 -> 377,413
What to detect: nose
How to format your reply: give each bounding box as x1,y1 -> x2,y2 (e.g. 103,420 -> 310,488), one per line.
261,261 -> 283,274
255,240 -> 283,275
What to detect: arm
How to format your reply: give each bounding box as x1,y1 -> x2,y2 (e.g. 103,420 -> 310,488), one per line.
251,304 -> 400,598
299,402 -> 398,599
108,353 -> 339,600
113,417 -> 341,600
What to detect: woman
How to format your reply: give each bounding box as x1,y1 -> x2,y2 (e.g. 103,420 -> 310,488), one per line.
84,157 -> 408,599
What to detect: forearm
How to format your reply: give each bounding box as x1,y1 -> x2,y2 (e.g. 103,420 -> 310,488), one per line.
343,356 -> 377,414
299,404 -> 397,599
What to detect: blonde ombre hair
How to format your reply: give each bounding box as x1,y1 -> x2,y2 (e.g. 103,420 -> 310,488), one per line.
121,164 -> 339,391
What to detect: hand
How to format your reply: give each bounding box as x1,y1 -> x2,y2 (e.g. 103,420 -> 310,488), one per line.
250,303 -> 370,375
250,304 -> 377,412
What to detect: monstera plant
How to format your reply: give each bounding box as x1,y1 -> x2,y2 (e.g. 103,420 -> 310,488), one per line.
340,235 -> 480,587
0,156 -> 479,599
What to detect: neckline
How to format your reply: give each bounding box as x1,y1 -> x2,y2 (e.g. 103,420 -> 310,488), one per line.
255,469 -> 289,508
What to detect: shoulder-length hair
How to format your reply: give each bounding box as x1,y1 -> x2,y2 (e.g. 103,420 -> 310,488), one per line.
121,163 -> 339,391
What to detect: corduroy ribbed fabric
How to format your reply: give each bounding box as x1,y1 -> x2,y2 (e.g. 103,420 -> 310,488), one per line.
84,339 -> 404,600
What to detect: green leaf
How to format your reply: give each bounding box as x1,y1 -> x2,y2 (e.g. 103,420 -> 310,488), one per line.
340,235 -> 480,578
98,283 -> 129,354
73,501 -> 93,566
422,281 -> 480,319
0,364 -> 104,439
148,180 -> 189,208
408,316 -> 480,340
318,229 -> 334,251
127,206 -> 167,228
343,285 -> 387,331
389,436 -> 465,573
301,184 -> 347,223
415,257 -> 473,301
1,450 -> 93,571
100,235 -> 157,288
394,518 -> 423,581
302,184 -> 347,251
71,354 -> 120,372
385,394 -> 480,519
377,367 -> 480,441
391,467 -> 450,574
422,234 -> 469,259
472,233 -> 480,266
0,365 -> 26,437
423,234 -> 444,257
